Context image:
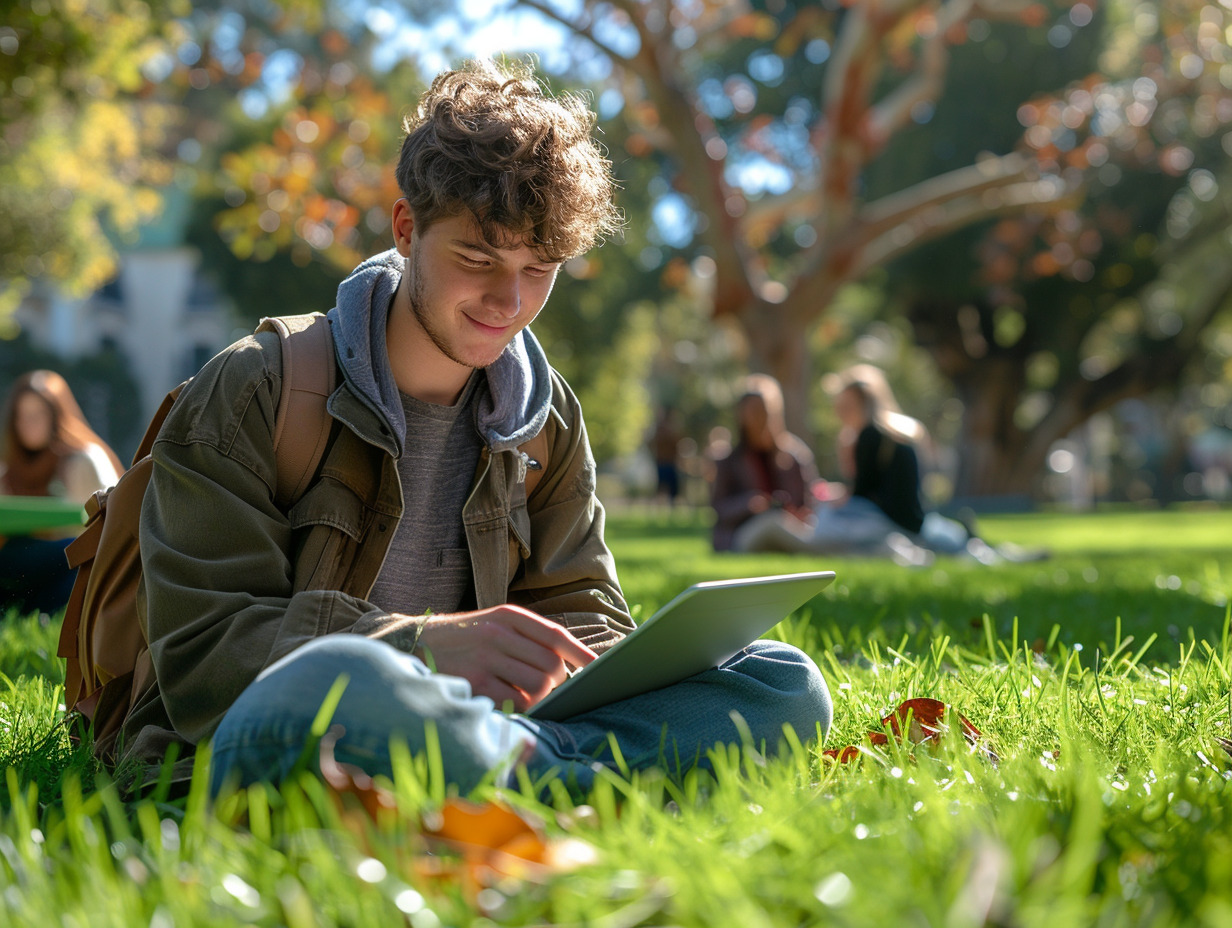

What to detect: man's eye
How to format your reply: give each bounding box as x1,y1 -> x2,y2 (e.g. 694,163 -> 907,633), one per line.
460,255 -> 489,268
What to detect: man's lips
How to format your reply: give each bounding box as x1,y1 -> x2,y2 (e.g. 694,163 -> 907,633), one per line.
465,314 -> 513,335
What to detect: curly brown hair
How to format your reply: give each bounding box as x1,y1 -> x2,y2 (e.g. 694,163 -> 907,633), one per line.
395,59 -> 623,262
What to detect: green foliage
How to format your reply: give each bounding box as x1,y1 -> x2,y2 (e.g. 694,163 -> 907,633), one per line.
869,3 -> 1106,294
186,195 -> 348,330
2,509 -> 1231,924
0,0 -> 186,314
0,609 -> 62,684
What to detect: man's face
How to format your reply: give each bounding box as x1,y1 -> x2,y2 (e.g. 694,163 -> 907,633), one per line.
401,212 -> 560,371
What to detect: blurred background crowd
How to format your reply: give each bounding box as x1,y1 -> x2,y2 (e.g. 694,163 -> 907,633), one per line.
2,0 -> 1231,536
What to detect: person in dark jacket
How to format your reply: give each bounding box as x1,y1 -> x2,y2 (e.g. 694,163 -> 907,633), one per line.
756,365 -> 1035,565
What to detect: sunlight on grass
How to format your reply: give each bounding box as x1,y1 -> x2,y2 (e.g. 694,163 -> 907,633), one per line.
1,509 -> 1230,926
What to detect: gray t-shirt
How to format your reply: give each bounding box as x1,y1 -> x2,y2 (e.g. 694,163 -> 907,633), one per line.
366,372 -> 485,616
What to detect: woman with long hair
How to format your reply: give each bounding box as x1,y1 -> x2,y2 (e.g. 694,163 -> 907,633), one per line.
0,370 -> 123,615
710,374 -> 820,552
819,365 -> 1043,563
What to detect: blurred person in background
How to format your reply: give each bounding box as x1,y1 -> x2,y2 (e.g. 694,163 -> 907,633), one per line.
813,365 -> 943,563
0,370 -> 123,616
710,374 -> 819,552
649,404 -> 684,509
814,365 -> 1043,564
711,365 -> 1033,565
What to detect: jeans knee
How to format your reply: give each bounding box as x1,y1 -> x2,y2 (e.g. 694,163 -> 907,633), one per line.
735,640 -> 832,744
210,637 -> 408,794
214,637 -> 401,758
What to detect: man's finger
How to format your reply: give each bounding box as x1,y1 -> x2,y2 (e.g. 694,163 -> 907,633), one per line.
475,676 -> 532,712
503,611 -> 598,667
487,652 -> 565,701
483,622 -> 573,676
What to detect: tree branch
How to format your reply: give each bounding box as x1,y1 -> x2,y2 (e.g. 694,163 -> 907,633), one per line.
851,174 -> 1082,276
854,152 -> 1036,246
815,0 -> 895,231
514,0 -> 633,63
606,0 -> 662,61
739,151 -> 1036,249
864,35 -> 949,148
865,0 -> 980,147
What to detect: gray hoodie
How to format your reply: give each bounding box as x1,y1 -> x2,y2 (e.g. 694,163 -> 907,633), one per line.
325,248 -> 553,458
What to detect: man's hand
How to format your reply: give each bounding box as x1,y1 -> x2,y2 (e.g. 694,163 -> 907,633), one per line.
414,605 -> 598,711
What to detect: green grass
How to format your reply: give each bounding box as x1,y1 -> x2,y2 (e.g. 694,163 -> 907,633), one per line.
2,508 -> 1231,926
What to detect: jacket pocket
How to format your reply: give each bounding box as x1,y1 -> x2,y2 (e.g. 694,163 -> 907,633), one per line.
287,478 -> 365,593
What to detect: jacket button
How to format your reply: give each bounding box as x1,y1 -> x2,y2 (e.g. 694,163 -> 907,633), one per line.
378,523 -> 388,532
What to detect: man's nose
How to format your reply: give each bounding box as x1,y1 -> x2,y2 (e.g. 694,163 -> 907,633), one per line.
484,271 -> 521,318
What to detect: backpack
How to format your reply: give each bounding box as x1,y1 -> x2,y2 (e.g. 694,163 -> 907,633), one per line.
56,313 -> 338,760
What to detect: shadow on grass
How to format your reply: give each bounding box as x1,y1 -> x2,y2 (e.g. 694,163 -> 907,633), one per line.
605,507 -> 1232,665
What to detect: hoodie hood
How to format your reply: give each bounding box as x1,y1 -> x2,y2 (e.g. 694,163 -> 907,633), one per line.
326,248 -> 553,458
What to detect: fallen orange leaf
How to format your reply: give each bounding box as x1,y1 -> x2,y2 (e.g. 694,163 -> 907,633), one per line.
823,698 -> 997,766
316,733 -> 597,906
426,797 -> 536,850
423,797 -> 598,884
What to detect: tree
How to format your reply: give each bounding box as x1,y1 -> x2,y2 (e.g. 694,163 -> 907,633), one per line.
503,0 -> 1083,434
0,0 -> 185,316
888,0 -> 1232,497
492,0 -> 1231,501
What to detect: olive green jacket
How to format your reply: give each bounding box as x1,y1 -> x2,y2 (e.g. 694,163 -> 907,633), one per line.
119,324 -> 633,767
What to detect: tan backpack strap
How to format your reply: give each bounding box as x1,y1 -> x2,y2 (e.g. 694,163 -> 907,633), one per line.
257,314 -> 338,510
519,420 -> 554,500
132,384 -> 185,467
58,380 -> 181,694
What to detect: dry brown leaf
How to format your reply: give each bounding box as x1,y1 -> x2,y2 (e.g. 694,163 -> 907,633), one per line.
823,698 -> 998,766
316,734 -> 597,904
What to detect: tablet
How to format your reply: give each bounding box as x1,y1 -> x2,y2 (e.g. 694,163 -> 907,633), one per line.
527,570 -> 835,722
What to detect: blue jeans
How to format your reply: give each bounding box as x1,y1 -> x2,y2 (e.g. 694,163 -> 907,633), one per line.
915,512 -> 971,554
209,634 -> 832,797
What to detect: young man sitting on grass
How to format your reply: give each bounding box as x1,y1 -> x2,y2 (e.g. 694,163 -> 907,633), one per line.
117,59 -> 832,797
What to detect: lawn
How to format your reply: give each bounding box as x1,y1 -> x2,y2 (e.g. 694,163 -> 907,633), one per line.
2,507 -> 1230,926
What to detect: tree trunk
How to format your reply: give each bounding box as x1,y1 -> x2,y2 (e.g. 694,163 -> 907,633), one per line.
949,358 -> 1040,501
739,300 -> 814,441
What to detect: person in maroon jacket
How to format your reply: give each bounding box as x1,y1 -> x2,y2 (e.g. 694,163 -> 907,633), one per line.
709,374 -> 819,552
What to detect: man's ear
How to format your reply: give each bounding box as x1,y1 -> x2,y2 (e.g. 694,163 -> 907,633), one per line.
392,198 -> 414,256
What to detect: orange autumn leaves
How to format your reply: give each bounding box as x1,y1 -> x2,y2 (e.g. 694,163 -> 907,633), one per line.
313,698 -> 994,907
823,697 -> 998,766
318,733 -> 596,907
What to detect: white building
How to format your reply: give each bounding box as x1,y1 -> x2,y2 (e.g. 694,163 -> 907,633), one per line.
16,248 -> 233,426
14,189 -> 235,428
